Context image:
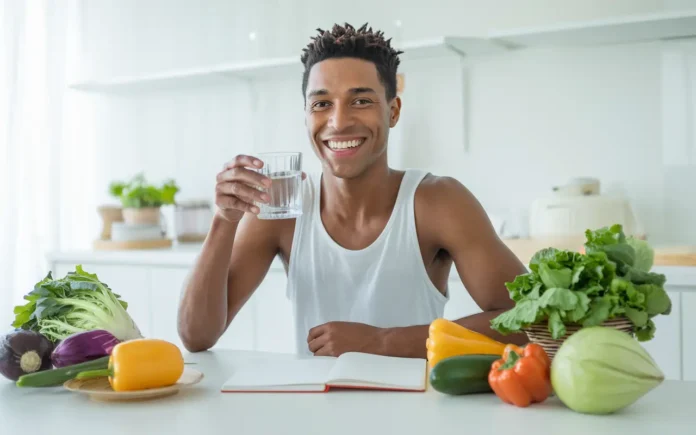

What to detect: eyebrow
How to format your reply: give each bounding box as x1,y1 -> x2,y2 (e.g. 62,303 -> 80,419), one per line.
306,87 -> 377,99
348,87 -> 376,95
307,89 -> 329,98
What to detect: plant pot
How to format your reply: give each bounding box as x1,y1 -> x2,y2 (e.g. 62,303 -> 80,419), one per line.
97,205 -> 124,240
523,317 -> 634,360
122,207 -> 161,225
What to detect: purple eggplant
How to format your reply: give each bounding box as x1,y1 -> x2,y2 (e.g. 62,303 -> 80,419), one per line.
51,329 -> 120,368
0,330 -> 54,381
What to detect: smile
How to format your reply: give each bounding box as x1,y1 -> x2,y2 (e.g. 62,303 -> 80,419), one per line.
324,138 -> 365,150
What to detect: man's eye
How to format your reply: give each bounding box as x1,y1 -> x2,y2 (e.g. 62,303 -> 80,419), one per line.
312,101 -> 330,109
354,99 -> 372,105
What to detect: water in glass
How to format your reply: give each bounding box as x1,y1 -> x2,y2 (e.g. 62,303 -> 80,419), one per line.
254,152 -> 303,220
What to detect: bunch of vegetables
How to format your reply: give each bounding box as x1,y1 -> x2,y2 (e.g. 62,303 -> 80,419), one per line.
2,265 -> 187,394
425,318 -> 554,406
427,318 -> 507,395
1,265 -> 142,382
490,224 -> 671,341
16,338 -> 184,392
428,321 -> 663,415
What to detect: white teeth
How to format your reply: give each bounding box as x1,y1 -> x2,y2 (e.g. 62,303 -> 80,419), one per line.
327,139 -> 363,149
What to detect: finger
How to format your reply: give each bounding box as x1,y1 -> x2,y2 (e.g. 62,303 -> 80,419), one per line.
301,171 -> 307,181
223,155 -> 263,171
307,324 -> 326,343
313,344 -> 336,357
217,182 -> 269,204
216,195 -> 259,215
217,167 -> 271,189
308,334 -> 329,354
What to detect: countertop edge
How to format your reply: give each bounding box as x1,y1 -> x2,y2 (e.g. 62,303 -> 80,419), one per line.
46,246 -> 696,288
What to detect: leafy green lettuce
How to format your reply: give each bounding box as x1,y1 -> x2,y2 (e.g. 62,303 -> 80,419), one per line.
491,224 -> 671,341
12,265 -> 143,342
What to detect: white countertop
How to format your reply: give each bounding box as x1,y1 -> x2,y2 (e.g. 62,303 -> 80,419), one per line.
1,349 -> 694,435
47,243 -> 207,267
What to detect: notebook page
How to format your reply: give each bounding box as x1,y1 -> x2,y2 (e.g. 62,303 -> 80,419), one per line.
327,353 -> 426,390
221,357 -> 336,390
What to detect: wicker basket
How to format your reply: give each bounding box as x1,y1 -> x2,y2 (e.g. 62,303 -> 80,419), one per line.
524,317 -> 634,360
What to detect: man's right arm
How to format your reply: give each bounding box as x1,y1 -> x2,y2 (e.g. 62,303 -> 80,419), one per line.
177,155 -> 278,352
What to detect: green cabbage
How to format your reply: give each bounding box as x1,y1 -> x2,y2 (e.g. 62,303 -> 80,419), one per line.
11,265 -> 143,342
551,327 -> 664,414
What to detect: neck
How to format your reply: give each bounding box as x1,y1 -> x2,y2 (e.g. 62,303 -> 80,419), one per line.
320,162 -> 401,222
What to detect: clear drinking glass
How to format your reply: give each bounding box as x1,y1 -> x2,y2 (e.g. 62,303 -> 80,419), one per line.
254,152 -> 303,220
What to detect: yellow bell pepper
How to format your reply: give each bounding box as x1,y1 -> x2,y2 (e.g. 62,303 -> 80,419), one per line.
426,318 -> 506,368
76,338 -> 184,392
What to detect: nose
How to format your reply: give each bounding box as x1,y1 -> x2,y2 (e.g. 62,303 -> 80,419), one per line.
327,104 -> 355,132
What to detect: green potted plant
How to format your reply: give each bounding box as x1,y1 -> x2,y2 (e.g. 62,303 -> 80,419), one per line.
109,173 -> 180,225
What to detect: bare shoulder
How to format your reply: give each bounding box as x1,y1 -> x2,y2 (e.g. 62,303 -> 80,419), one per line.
414,174 -> 495,246
415,174 -> 484,217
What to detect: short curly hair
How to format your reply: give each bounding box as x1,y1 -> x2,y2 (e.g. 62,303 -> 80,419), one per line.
300,23 -> 403,101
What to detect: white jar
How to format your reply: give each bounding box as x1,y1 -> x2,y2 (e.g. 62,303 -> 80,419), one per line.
174,200 -> 213,243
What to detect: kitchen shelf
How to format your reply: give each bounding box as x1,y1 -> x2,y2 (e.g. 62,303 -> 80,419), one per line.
67,36 -> 510,93
68,10 -> 696,93
489,9 -> 696,48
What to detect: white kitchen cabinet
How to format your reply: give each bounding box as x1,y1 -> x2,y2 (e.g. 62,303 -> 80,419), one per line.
639,291 -> 682,381
682,292 -> 696,381
148,267 -> 189,348
254,268 -> 295,354
53,262 -> 152,338
443,279 -> 482,320
149,266 -> 256,352
213,289 -> 256,352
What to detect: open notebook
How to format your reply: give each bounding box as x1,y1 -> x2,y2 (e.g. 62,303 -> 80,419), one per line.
221,352 -> 427,393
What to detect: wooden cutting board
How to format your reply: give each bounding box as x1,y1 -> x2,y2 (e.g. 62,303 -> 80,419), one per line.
93,238 -> 173,251
502,238 -> 696,267
653,246 -> 696,266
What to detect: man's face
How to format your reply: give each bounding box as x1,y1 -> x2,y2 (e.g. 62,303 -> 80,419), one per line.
304,58 -> 401,179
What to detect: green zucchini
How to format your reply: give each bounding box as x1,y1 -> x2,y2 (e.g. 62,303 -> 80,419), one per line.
429,354 -> 499,395
15,356 -> 110,387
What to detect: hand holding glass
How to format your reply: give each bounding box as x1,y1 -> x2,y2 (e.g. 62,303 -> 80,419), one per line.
253,152 -> 303,220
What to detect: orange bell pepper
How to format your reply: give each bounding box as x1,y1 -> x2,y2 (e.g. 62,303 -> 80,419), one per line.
488,343 -> 552,407
76,338 -> 184,392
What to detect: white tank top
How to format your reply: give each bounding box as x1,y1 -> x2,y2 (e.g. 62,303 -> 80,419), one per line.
286,169 -> 449,356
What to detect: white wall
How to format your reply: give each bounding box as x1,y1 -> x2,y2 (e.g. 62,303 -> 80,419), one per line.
59,0 -> 696,249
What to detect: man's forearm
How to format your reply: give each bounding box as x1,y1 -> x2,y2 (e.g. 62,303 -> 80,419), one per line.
177,214 -> 238,352
380,310 -> 528,359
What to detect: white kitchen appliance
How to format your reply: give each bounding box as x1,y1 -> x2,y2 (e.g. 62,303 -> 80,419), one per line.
529,178 -> 640,238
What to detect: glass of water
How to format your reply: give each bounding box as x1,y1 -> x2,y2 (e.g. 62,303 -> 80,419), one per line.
253,152 -> 303,220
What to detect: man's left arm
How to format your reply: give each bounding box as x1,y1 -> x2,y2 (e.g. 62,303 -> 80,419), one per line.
372,177 -> 529,357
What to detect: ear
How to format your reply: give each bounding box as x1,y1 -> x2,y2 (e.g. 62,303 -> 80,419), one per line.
389,96 -> 402,128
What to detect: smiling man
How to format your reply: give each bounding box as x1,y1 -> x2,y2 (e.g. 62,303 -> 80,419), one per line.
178,23 -> 529,357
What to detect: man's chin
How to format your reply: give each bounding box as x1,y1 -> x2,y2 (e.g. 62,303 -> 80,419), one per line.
322,162 -> 367,180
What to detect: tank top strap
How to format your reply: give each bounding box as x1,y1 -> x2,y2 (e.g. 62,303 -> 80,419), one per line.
396,169 -> 429,214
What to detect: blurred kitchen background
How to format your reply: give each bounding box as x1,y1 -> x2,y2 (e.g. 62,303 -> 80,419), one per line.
2,1 -> 696,375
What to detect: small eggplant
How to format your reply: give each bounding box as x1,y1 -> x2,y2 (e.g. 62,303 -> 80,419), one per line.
0,330 -> 54,381
51,329 -> 120,368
